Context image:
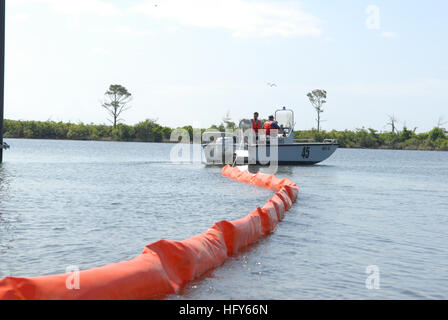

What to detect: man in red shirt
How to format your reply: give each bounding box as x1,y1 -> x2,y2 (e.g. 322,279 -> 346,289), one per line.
251,112 -> 262,134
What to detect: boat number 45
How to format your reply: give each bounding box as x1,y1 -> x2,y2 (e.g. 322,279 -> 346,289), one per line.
301,146 -> 311,159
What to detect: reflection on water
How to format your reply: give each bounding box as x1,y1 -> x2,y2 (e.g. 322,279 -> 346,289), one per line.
0,165 -> 16,270
1,138 -> 448,299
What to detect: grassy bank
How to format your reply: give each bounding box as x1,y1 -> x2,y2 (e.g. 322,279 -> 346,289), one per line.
3,119 -> 448,151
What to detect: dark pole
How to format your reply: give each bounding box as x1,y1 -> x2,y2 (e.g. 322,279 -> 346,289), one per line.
0,0 -> 4,163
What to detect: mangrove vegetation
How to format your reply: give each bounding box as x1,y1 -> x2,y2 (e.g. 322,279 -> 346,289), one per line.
2,119 -> 448,151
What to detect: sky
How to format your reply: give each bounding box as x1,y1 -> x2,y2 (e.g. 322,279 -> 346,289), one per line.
4,0 -> 448,132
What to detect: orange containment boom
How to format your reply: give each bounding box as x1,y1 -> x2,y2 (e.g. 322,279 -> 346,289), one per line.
0,165 -> 299,300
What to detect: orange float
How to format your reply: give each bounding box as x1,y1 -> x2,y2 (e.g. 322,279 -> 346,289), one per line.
0,164 -> 299,300
258,206 -> 278,235
142,227 -> 228,290
0,252 -> 175,300
213,209 -> 263,256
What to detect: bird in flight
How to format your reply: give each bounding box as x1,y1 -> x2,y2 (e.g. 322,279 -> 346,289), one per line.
267,82 -> 277,87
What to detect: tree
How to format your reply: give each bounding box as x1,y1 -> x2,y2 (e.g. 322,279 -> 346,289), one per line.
437,116 -> 447,129
399,125 -> 415,141
102,84 -> 132,128
134,119 -> 161,142
387,114 -> 398,133
428,127 -> 445,141
307,89 -> 327,132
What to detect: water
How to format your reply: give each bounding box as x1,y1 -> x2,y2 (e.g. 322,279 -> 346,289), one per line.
1,138 -> 447,299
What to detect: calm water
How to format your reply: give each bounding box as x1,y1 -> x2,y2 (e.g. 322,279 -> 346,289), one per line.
0,138 -> 447,299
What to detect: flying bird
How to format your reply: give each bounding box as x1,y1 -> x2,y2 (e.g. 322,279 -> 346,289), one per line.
267,82 -> 277,87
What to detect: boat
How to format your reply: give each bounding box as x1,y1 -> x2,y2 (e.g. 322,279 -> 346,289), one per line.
202,107 -> 339,165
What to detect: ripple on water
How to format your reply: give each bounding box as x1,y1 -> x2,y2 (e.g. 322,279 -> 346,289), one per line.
1,141 -> 448,298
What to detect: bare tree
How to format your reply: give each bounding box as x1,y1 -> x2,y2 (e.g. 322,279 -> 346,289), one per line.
307,89 -> 327,132
387,114 -> 399,133
102,84 -> 132,128
437,116 -> 447,128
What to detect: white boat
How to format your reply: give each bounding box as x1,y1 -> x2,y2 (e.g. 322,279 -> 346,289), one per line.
202,107 -> 339,165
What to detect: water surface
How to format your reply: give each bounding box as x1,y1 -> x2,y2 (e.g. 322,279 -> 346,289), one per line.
0,138 -> 447,299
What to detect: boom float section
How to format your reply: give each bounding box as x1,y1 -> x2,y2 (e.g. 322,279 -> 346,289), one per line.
0,165 -> 299,300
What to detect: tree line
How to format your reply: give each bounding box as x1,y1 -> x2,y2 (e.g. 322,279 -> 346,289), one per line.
2,119 -> 176,142
294,127 -> 448,151
3,84 -> 447,150
303,89 -> 448,150
3,119 -> 448,151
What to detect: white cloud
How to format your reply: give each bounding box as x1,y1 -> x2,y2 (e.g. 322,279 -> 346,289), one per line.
11,13 -> 30,22
325,78 -> 447,96
381,31 -> 397,38
88,25 -> 154,38
92,47 -> 108,56
9,0 -> 120,16
129,0 -> 322,38
115,26 -> 153,37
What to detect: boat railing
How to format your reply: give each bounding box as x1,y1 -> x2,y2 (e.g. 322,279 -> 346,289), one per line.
202,131 -> 225,142
293,138 -> 339,144
293,139 -> 314,143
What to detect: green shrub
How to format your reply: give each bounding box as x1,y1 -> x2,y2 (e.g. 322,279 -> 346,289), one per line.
3,119 -> 448,151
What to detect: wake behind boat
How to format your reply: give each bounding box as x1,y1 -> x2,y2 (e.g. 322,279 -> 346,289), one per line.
202,107 -> 339,165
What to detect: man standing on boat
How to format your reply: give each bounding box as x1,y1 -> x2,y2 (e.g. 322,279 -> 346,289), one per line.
251,112 -> 262,134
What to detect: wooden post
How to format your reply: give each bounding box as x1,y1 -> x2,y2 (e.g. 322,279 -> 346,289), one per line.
0,0 -> 4,163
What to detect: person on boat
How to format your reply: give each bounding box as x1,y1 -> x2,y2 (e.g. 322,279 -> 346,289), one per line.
264,115 -> 281,135
251,112 -> 262,134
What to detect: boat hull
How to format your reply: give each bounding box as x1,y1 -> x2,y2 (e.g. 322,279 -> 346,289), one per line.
202,142 -> 339,165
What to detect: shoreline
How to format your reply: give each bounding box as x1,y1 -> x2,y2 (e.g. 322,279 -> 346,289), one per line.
3,119 -> 447,152
3,136 -> 447,152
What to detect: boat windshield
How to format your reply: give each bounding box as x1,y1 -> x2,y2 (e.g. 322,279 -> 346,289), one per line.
275,109 -> 294,130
